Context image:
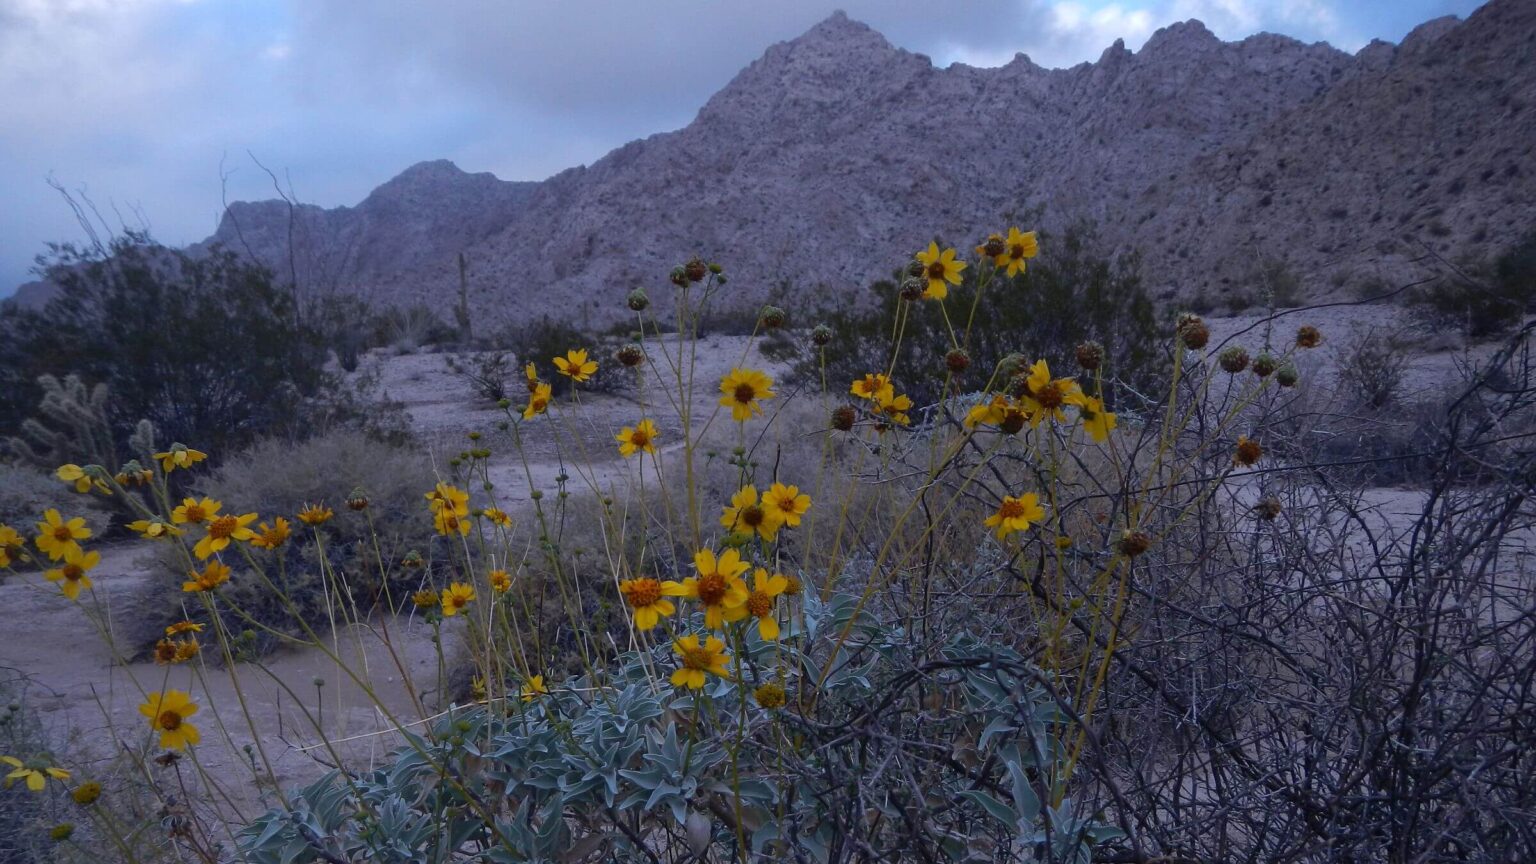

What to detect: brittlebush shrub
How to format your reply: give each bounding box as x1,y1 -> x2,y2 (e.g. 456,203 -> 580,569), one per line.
129,430 -> 439,657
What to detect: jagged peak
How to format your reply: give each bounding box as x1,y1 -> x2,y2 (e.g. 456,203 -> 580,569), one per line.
1400,15 -> 1461,51
1097,38 -> 1131,65
1141,19 -> 1219,54
775,10 -> 895,60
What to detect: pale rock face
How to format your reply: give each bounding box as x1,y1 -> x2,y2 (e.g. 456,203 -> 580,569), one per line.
20,0 -> 1527,325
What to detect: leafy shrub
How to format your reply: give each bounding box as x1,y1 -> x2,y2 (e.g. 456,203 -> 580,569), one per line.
791,222 -> 1165,406
500,317 -> 625,396
1409,234 -> 1536,338
1338,327 -> 1410,410
443,351 -> 514,403
129,430 -> 439,658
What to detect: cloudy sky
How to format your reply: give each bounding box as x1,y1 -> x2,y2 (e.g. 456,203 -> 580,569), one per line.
0,0 -> 1486,294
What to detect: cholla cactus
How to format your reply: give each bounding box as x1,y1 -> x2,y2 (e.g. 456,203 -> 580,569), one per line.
4,374 -> 117,471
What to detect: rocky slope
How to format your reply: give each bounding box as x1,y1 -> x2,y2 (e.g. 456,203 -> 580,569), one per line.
14,0 -> 1532,323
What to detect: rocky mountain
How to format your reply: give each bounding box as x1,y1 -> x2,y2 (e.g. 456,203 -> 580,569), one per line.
14,0 -> 1532,324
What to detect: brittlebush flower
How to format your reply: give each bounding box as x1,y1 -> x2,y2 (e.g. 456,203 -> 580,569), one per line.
720,486 -> 784,541
679,548 -> 750,629
619,576 -> 686,630
1077,395 -> 1118,443
734,568 -> 790,640
964,394 -> 1027,432
481,507 -> 512,528
671,634 -> 730,689
171,497 -> 219,526
719,368 -> 775,422
489,569 -> 512,594
138,690 -> 199,750
194,510 -> 257,560
1020,360 -> 1084,426
250,517 -> 291,549
426,483 -> 470,516
2,757 -> 70,792
182,561 -> 231,593
986,226 -> 1038,277
441,582 -> 476,616
72,781 -> 101,805
616,419 -> 659,457
553,348 -> 598,383
521,675 -> 548,702
434,509 -> 470,537
764,483 -> 811,528
984,493 -> 1046,540
914,241 -> 966,300
524,362 -> 540,391
873,390 -> 914,427
0,524 -> 23,568
165,621 -> 204,637
34,510 -> 91,562
850,373 -> 895,403
127,519 -> 181,540
153,445 -> 207,473
411,588 -> 439,609
296,504 -> 333,526
56,464 -> 106,494
524,382 -> 553,419
44,546 -> 100,601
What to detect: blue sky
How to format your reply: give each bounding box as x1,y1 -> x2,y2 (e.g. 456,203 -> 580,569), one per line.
0,0 -> 1487,294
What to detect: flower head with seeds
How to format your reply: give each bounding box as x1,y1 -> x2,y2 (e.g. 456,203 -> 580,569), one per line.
553,348 -> 598,383
34,509 -> 91,562
720,486 -> 784,541
44,546 -> 100,601
616,419 -> 659,457
671,634 -> 731,689
619,576 -> 686,630
441,582 -> 476,616
679,548 -> 750,629
719,368 -> 775,422
984,493 -> 1046,540
138,690 -> 199,750
914,241 -> 966,300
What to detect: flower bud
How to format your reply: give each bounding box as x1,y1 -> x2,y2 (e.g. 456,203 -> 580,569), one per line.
759,305 -> 787,329
616,343 -> 645,367
1117,530 -> 1151,558
754,681 -> 787,710
626,287 -> 650,311
1075,341 -> 1104,371
898,277 -> 924,302
944,348 -> 970,374
669,266 -> 689,288
1252,353 -> 1278,378
684,257 -> 708,283
810,324 -> 833,347
906,260 -> 926,278
1234,435 -> 1262,467
72,782 -> 101,806
1296,326 -> 1322,349
401,550 -> 424,569
831,405 -> 857,431
1218,346 -> 1249,374
981,233 -> 1005,258
1176,313 -> 1209,350
346,488 -> 370,511
1276,365 -> 1299,387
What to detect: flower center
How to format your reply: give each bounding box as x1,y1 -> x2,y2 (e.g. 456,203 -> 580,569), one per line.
733,382 -> 756,403
682,645 -> 714,671
696,574 -> 727,606
208,515 -> 238,540
1036,382 -> 1064,410
62,564 -> 84,582
740,506 -> 764,528
1009,243 -> 1026,258
52,525 -> 74,541
183,505 -> 206,523
926,261 -> 946,280
630,429 -> 650,447
746,591 -> 772,618
999,499 -> 1027,520
624,579 -> 661,608
774,496 -> 797,514
158,710 -> 182,731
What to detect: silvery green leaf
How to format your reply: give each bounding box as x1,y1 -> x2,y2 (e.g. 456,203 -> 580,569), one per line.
957,789 -> 1016,827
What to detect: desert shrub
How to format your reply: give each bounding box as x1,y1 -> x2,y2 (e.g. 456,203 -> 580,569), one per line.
1338,326 -> 1410,409
500,317 -> 625,395
1253,254 -> 1305,307
373,303 -> 457,353
790,222 -> 1164,406
0,233 -> 330,455
129,430 -> 439,658
1409,235 -> 1536,338
0,463 -> 110,546
443,351 -> 514,403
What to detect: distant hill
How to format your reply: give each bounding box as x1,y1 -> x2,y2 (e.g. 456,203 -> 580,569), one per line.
13,0 -> 1533,324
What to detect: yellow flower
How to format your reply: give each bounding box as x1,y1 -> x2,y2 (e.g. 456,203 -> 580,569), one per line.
411,588 -> 439,609
524,362 -> 540,391
740,568 -> 790,641
44,546 -> 100,601
618,576 -> 686,630
0,524 -> 23,568
55,464 -> 105,494
720,486 -> 784,541
914,241 -> 966,300
153,445 -> 206,473
764,482 -> 811,528
154,637 -> 199,665
850,373 -> 894,403
481,507 -> 513,528
523,381 -> 553,420
426,483 -> 471,517
194,511 -> 257,560
165,621 -> 204,637
521,674 -> 549,702
1020,359 -> 1084,426
434,509 -> 470,537
1077,395 -> 1117,443
441,582 -> 476,616
991,227 -> 1038,277
2,756 -> 70,792
296,504 -> 333,526
983,493 -> 1046,540
553,348 -> 599,383
615,419 -> 659,457
182,561 -> 231,593
718,368 -> 775,422
489,569 -> 512,594
250,517 -> 291,549
171,497 -> 219,526
127,519 -> 181,540
34,509 -> 91,562
679,548 -> 750,629
138,690 -> 200,750
671,633 -> 731,689
873,390 -> 914,427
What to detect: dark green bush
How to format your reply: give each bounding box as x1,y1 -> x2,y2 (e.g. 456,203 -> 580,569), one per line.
498,317 -> 625,396
789,223 -> 1165,407
1410,232 -> 1536,338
